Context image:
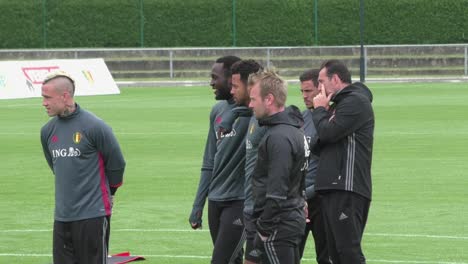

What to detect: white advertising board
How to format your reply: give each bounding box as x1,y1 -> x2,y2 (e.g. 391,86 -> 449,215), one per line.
0,58 -> 120,99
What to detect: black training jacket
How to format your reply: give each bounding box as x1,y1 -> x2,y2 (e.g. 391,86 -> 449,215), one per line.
312,82 -> 374,200
252,105 -> 308,234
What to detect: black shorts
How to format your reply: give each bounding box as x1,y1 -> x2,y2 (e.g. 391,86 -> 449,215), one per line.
53,216 -> 108,264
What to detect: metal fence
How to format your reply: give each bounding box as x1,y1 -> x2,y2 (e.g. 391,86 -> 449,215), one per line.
1,44 -> 467,80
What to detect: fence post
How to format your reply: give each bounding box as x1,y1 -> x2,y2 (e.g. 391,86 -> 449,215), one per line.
364,46 -> 368,78
169,50 -> 174,79
139,0 -> 145,47
314,0 -> 318,45
232,0 -> 237,47
465,45 -> 467,76
359,0 -> 365,82
266,48 -> 271,68
42,0 -> 47,48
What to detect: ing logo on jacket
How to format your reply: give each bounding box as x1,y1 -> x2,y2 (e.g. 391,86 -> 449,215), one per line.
51,147 -> 82,158
301,136 -> 310,171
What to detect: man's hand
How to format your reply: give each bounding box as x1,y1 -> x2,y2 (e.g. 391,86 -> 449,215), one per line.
313,84 -> 333,110
257,231 -> 268,242
253,232 -> 266,258
304,201 -> 310,223
189,207 -> 203,229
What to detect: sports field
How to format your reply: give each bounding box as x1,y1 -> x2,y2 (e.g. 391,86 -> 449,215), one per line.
0,82 -> 467,264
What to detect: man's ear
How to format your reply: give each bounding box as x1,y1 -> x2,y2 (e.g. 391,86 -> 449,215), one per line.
265,93 -> 274,106
332,74 -> 340,85
63,90 -> 72,102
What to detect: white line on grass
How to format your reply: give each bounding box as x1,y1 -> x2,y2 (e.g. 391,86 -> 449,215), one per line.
123,254 -> 210,259
0,253 -> 51,257
366,260 -> 467,264
366,232 -> 468,240
0,132 -> 200,136
0,103 -> 39,108
0,253 -> 466,264
366,260 -> 466,264
138,256 -> 468,264
113,228 -> 202,232
2,229 -> 467,241
0,229 -> 52,232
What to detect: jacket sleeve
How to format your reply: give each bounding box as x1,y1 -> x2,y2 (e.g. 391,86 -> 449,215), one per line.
258,133 -> 292,231
91,121 -> 126,195
312,94 -> 371,143
192,110 -> 217,209
305,156 -> 318,199
40,127 -> 54,172
305,126 -> 319,199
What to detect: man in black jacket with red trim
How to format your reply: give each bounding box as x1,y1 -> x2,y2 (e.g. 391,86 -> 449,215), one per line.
312,60 -> 374,264
249,70 -> 308,264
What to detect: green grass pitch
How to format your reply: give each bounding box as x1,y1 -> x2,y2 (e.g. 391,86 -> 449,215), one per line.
0,82 -> 467,263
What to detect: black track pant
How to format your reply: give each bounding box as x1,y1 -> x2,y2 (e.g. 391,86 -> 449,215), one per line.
208,200 -> 246,264
105,216 -> 111,252
244,212 -> 261,263
320,191 -> 370,264
53,216 -> 108,264
298,195 -> 330,263
254,210 -> 305,264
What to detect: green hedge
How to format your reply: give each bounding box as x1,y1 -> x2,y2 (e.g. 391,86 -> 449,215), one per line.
0,0 -> 466,48
46,0 -> 141,47
364,0 -> 468,44
0,1 -> 43,48
235,0 -> 316,46
144,0 -> 233,47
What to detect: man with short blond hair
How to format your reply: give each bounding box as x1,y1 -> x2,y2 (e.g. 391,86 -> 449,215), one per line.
249,70 -> 308,264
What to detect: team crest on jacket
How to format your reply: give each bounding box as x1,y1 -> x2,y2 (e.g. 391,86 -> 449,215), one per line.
73,132 -> 82,144
249,123 -> 255,134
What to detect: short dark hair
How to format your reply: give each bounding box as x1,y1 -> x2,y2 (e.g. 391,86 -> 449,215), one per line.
320,59 -> 352,84
231,59 -> 263,86
299,69 -> 319,88
216,55 -> 241,78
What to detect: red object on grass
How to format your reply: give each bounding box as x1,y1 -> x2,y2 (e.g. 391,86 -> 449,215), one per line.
108,252 -> 145,264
